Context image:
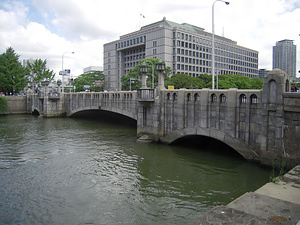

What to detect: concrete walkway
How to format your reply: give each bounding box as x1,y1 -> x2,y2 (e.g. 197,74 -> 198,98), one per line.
187,165 -> 300,225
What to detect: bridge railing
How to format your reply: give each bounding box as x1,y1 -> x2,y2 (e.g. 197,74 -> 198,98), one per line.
137,89 -> 154,101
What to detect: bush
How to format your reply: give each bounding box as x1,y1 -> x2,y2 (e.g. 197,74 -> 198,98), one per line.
0,97 -> 7,114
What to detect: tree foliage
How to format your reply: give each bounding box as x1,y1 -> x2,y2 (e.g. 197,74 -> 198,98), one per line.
0,97 -> 7,114
73,71 -> 105,92
0,47 -> 27,94
165,73 -> 206,89
217,74 -> 263,89
165,73 -> 263,90
121,58 -> 172,91
120,59 -> 263,90
26,59 -> 55,90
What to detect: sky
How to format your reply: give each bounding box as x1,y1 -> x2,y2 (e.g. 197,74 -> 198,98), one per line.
0,0 -> 300,79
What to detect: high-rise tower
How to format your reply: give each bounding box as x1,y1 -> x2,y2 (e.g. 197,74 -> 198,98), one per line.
273,39 -> 297,79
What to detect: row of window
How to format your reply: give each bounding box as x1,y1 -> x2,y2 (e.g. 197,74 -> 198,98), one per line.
117,36 -> 146,48
174,65 -> 254,74
124,54 -> 145,62
174,55 -> 257,69
175,42 -> 258,63
175,32 -> 211,45
124,47 -> 145,56
176,64 -> 211,73
174,31 -> 258,58
175,63 -> 257,73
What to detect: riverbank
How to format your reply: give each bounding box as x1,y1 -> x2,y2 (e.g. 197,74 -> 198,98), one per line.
187,165 -> 300,224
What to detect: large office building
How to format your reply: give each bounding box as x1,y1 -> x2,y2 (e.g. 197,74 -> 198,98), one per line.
83,66 -> 103,74
273,39 -> 297,80
104,18 -> 259,91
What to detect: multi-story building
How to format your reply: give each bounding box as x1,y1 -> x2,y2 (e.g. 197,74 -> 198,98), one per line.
83,66 -> 103,74
273,39 -> 297,80
104,18 -> 259,91
258,69 -> 271,79
22,58 -> 35,68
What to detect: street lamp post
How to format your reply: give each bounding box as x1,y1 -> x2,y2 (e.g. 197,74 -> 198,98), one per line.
155,61 -> 166,90
139,62 -> 149,89
129,78 -> 136,91
61,52 -> 74,93
145,60 -> 155,89
212,0 -> 229,90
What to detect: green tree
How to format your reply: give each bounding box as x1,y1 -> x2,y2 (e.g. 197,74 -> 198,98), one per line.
165,73 -> 206,89
0,47 -> 27,94
73,71 -> 105,92
26,59 -> 55,91
217,74 -> 263,89
0,97 -> 7,114
197,74 -> 212,88
121,58 -> 172,91
249,78 -> 263,89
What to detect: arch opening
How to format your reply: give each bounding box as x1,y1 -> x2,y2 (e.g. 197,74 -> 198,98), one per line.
32,109 -> 40,116
170,135 -> 245,160
70,110 -> 137,128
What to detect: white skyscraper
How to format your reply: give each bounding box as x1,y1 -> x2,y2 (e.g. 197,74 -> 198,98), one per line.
273,39 -> 297,80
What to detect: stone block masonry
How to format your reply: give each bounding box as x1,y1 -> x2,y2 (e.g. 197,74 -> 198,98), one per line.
10,69 -> 300,167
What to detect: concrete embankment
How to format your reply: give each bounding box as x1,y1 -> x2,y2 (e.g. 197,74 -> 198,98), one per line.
188,165 -> 300,224
4,96 -> 28,114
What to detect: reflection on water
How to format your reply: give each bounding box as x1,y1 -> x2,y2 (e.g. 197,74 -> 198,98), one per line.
0,115 -> 270,225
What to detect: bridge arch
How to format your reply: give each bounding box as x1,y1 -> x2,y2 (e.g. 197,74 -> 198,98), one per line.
160,127 -> 259,161
32,109 -> 40,116
68,107 -> 137,120
69,109 -> 137,126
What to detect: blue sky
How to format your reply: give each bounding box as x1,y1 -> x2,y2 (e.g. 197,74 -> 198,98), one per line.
0,0 -> 299,78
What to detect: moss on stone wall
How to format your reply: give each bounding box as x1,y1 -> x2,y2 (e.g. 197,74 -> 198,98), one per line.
0,97 -> 7,115
0,97 -> 8,114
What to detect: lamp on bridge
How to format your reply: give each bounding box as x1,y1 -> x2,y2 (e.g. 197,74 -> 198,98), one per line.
212,0 -> 229,90
57,80 -> 62,92
155,61 -> 166,90
61,51 -> 74,93
140,62 -> 149,89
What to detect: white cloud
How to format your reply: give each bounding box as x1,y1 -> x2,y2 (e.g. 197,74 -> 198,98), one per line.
0,0 -> 299,79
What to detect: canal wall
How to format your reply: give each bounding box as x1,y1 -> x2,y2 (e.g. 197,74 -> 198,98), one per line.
3,96 -> 29,115
187,165 -> 300,224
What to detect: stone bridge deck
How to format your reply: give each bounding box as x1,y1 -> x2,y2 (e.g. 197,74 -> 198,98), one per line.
65,91 -> 138,120
27,69 -> 300,167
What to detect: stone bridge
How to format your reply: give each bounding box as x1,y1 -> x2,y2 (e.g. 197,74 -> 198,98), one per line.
28,69 -> 300,167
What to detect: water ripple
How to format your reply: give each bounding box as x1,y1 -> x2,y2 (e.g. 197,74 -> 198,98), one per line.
0,115 -> 271,225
